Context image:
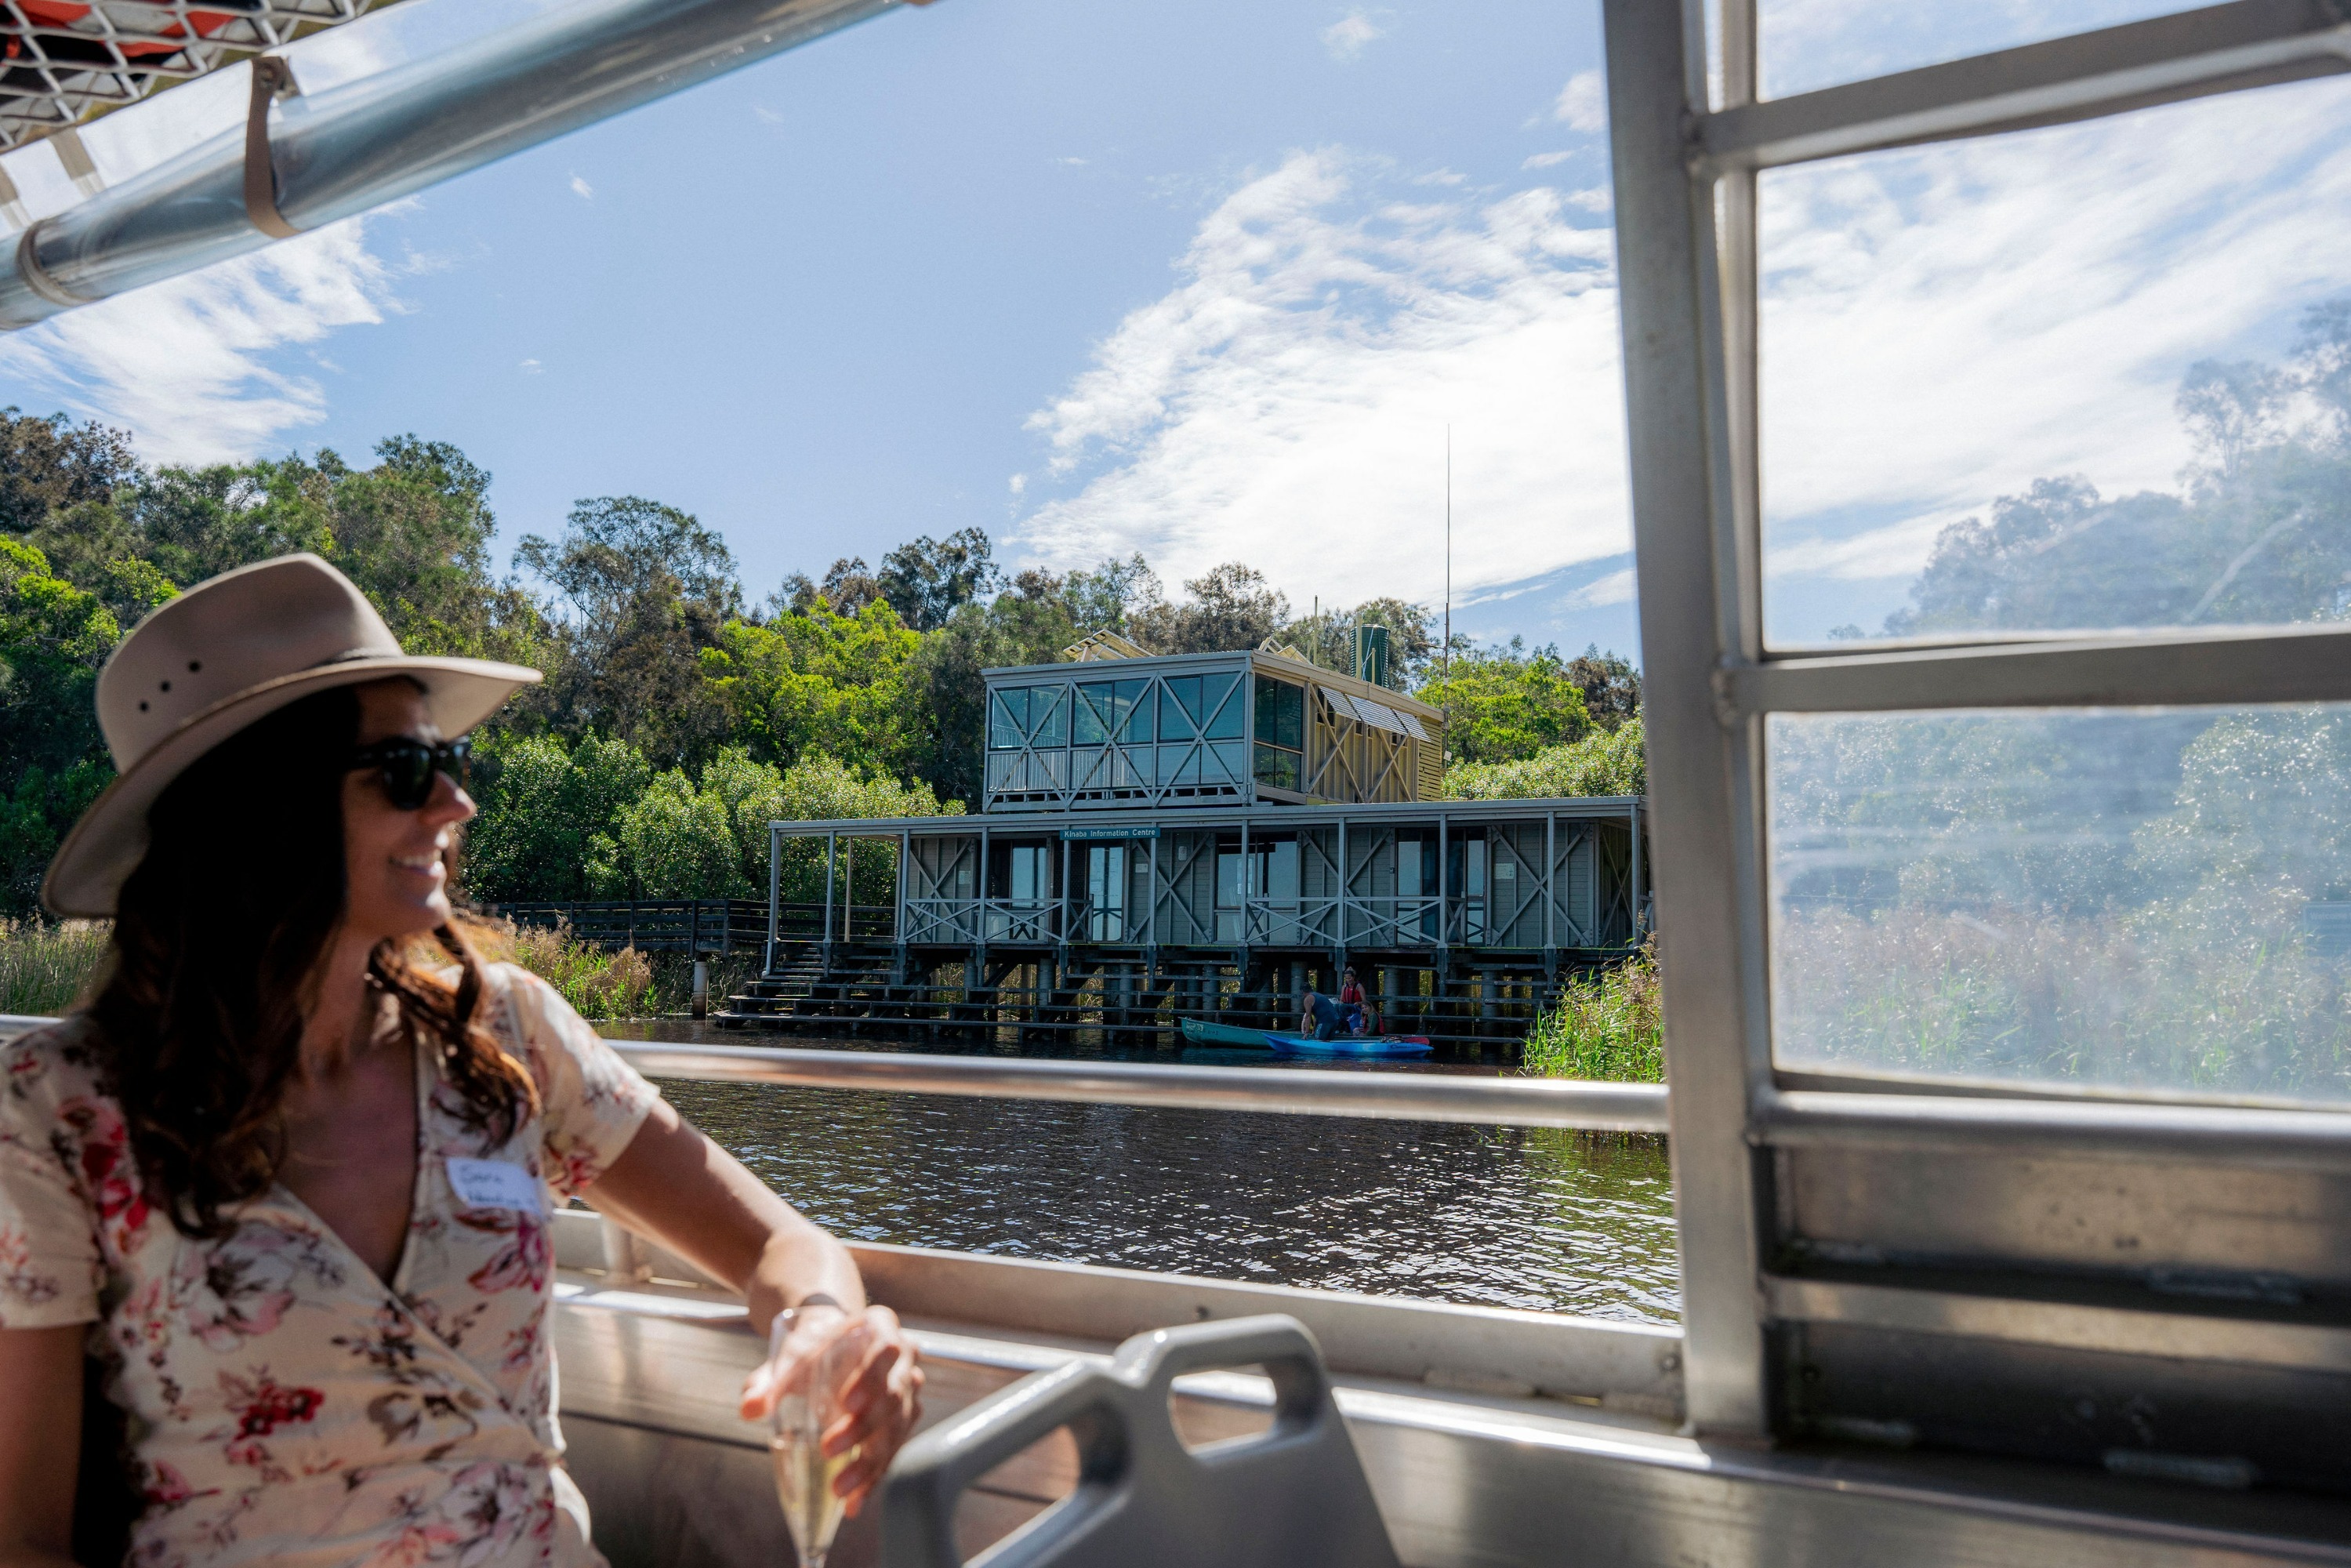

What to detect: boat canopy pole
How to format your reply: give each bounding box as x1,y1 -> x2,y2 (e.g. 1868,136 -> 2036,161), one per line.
0,0 -> 915,328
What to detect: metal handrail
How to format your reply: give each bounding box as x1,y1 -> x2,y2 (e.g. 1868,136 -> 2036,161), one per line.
2,0 -> 911,327
608,1041 -> 1669,1132
0,1014 -> 1667,1131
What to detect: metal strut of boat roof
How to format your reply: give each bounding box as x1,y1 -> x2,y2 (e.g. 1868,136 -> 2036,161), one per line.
0,0 -> 926,328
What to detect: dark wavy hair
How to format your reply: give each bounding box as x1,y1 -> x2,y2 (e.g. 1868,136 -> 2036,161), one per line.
85,682 -> 538,1239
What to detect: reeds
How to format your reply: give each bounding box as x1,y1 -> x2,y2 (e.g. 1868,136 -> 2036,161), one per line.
0,915 -> 669,1025
498,922 -> 658,1020
0,918 -> 109,1017
1774,907 -> 2351,1101
1520,941 -> 1663,1082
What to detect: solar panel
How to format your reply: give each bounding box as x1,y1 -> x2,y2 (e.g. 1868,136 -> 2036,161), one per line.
1348,695 -> 1407,735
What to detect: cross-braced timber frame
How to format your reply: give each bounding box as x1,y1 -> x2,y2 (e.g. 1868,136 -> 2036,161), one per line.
722,795 -> 1648,1052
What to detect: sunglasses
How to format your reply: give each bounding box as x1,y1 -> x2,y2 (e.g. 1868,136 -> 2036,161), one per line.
347,737 -> 471,811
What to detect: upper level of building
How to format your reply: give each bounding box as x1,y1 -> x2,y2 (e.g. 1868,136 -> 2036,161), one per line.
981,638 -> 1446,815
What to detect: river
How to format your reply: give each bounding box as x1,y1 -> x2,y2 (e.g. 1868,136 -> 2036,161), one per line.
599,1022 -> 1679,1323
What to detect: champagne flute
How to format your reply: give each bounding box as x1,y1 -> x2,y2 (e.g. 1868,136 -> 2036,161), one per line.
767,1307 -> 860,1567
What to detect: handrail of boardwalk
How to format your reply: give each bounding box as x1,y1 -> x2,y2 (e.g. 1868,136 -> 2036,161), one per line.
608,1041 -> 1669,1132
0,1017 -> 1667,1132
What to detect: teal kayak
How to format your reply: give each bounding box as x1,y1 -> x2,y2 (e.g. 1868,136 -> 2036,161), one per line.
1179,1017 -> 1275,1049
1264,1031 -> 1435,1058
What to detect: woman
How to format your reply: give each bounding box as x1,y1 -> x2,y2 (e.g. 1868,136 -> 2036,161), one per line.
0,555 -> 920,1567
1336,967 -> 1375,1036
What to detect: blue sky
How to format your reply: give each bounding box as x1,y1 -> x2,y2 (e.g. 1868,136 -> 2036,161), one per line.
0,0 -> 1641,655
0,0 -> 2343,658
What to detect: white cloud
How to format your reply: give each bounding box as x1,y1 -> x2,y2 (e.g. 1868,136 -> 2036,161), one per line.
0,218 -> 394,464
1553,70 -> 1605,133
1562,568 -> 1636,608
1522,151 -> 1574,170
1764,513 -> 1954,583
1756,0 -> 2189,99
753,105 -> 783,125
569,173 -> 593,200
1758,75 -> 2351,618
1321,11 -> 1386,61
1015,151 -> 1629,608
519,358 -> 544,375
1008,473 -> 1027,495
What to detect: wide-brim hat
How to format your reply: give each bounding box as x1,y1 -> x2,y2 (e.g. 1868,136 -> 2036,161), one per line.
44,552 -> 541,918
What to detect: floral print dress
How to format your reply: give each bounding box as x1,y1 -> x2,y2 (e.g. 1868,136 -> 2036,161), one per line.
0,964 -> 658,1568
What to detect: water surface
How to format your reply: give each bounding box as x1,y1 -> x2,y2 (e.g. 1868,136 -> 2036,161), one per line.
605,1023 -> 1679,1323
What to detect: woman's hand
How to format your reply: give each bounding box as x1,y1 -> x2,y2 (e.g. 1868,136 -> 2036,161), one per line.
742,1303 -> 925,1516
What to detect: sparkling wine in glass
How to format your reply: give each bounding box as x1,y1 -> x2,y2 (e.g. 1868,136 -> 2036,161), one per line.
768,1309 -> 859,1567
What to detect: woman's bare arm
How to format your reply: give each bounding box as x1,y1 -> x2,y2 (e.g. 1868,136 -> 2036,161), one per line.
0,1325 -> 85,1568
582,1101 -> 923,1512
586,1098 -> 863,1323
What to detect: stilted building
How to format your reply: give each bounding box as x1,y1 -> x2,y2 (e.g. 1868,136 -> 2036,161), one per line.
719,637 -> 1646,1050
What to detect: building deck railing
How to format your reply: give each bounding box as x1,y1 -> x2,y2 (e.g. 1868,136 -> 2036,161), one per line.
484,898 -> 770,954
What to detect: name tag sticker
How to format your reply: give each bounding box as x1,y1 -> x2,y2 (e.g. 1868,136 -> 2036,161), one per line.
447,1157 -> 545,1215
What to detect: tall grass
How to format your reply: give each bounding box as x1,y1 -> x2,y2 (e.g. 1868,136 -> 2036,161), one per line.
1775,907 -> 2351,1101
1520,942 -> 1663,1082
0,919 -> 109,1017
0,916 -> 668,1025
495,923 -> 658,1020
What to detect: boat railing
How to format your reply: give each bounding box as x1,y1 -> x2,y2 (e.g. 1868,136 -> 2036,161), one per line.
604,1040 -> 1667,1132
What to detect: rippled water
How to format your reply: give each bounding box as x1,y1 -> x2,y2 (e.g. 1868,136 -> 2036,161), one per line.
610,1025 -> 1679,1323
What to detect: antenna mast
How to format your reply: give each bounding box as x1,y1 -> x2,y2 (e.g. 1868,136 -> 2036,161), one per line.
1442,425 -> 1453,760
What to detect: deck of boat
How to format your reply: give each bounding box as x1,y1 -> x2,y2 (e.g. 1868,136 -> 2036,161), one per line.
550,1210 -> 2351,1567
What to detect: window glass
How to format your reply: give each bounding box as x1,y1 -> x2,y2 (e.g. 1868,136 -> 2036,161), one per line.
1769,704 -> 2351,1103
1029,685 -> 1068,749
1255,675 -> 1306,749
1075,680 -> 1152,746
1116,680 -> 1153,745
1203,673 -> 1246,739
1254,743 -> 1301,792
1162,676 -> 1203,738
1758,2 -> 2202,101
988,688 -> 1025,750
1758,79 -> 2351,648
1265,840 -> 1301,904
1073,682 -> 1113,746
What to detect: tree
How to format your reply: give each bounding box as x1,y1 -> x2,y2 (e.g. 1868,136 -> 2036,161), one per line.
558,745 -> 958,902
1564,645 -> 1641,730
463,731 -> 654,902
0,539 -> 120,912
700,599 -> 925,779
0,408 -> 136,535
0,538 -> 120,782
1446,718 -> 1646,800
1274,596 -> 1435,690
1130,562 -> 1288,653
901,593 -> 1069,804
1059,553 -> 1160,635
1416,638 -> 1593,764
609,770 -> 743,898
878,528 -> 998,631
768,753 -> 960,904
1884,298 -> 2351,637
516,495 -> 741,768
314,437 -> 553,670
771,556 -> 884,619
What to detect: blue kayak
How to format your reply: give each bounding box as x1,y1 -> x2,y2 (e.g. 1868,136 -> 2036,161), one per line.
1263,1032 -> 1435,1058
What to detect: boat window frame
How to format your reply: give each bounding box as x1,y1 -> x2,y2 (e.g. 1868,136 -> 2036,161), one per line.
1603,0 -> 2351,1438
